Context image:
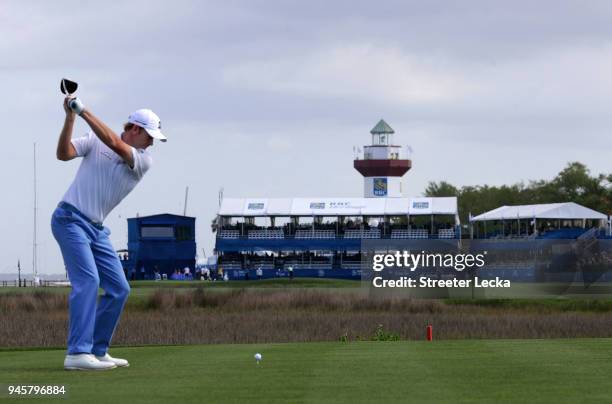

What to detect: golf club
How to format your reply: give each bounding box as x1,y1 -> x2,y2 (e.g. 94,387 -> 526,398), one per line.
60,78 -> 84,114
60,78 -> 78,95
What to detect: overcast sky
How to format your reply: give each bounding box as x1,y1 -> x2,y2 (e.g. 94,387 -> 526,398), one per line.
2,0 -> 612,274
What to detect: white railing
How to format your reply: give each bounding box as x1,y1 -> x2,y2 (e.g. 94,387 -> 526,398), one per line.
391,229 -> 429,239
218,230 -> 240,239
248,230 -> 284,239
438,228 -> 455,239
219,261 -> 242,269
344,229 -> 381,239
295,230 -> 336,239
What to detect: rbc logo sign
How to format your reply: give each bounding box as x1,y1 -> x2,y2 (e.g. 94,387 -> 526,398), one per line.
373,178 -> 387,196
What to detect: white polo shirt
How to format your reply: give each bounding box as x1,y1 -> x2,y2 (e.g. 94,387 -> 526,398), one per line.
61,131 -> 152,223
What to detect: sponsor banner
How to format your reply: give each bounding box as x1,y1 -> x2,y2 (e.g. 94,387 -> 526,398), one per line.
373,178 -> 388,196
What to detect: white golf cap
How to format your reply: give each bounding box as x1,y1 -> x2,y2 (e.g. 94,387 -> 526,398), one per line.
128,109 -> 167,142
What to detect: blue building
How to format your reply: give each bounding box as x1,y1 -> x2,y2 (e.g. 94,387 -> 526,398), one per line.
123,214 -> 196,279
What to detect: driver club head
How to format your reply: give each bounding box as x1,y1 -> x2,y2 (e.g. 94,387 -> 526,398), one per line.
60,78 -> 78,95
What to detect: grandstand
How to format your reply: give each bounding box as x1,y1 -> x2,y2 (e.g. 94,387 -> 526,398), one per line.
469,202 -> 612,283
213,197 -> 459,279
212,200 -> 611,281
470,202 -> 609,240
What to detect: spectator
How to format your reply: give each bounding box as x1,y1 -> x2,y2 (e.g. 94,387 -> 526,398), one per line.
256,266 -> 263,280
170,269 -> 181,281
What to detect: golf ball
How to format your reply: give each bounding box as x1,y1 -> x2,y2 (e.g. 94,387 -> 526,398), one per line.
254,353 -> 262,361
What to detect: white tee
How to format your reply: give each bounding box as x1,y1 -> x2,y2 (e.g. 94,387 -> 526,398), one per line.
61,132 -> 152,223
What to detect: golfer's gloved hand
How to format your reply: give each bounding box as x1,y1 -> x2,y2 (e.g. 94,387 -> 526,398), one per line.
68,97 -> 85,115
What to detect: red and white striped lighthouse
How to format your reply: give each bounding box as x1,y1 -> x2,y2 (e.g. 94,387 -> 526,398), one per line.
353,119 -> 412,198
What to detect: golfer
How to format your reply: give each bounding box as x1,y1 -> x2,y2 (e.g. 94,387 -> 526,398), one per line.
52,96 -> 166,370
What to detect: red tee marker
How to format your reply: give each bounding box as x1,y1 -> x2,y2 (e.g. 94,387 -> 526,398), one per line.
426,325 -> 433,341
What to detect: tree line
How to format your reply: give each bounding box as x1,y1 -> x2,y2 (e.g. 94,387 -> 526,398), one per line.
424,162 -> 612,224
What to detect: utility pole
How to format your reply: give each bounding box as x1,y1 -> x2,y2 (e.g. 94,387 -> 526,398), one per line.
183,186 -> 189,216
17,260 -> 21,287
33,143 -> 38,279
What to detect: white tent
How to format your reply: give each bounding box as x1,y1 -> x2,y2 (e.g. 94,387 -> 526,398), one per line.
470,202 -> 607,222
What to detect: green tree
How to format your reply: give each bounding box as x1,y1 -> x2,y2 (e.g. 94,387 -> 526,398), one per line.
424,181 -> 458,197
424,162 -> 612,224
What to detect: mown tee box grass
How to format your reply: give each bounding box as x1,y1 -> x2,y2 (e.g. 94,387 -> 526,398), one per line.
1,339 -> 612,403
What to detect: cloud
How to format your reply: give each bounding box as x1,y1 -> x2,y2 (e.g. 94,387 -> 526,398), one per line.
223,43 -> 472,105
222,39 -> 612,146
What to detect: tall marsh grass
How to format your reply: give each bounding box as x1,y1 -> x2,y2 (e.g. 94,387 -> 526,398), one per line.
2,289 -> 612,348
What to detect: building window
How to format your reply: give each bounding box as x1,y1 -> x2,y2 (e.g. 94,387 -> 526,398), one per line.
176,226 -> 193,241
141,226 -> 174,238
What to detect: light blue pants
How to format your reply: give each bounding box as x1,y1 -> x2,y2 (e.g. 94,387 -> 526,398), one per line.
51,205 -> 130,356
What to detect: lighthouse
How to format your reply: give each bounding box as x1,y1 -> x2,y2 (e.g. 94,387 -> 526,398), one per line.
353,119 -> 412,198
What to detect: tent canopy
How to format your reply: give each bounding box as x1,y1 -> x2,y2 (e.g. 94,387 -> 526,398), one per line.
218,197 -> 458,217
470,202 -> 607,222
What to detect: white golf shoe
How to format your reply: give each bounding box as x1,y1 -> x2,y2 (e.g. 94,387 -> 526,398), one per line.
95,353 -> 129,368
64,354 -> 117,371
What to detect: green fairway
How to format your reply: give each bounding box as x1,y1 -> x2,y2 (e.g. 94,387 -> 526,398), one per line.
1,339 -> 612,403
130,278 -> 360,289
0,278 -> 360,297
